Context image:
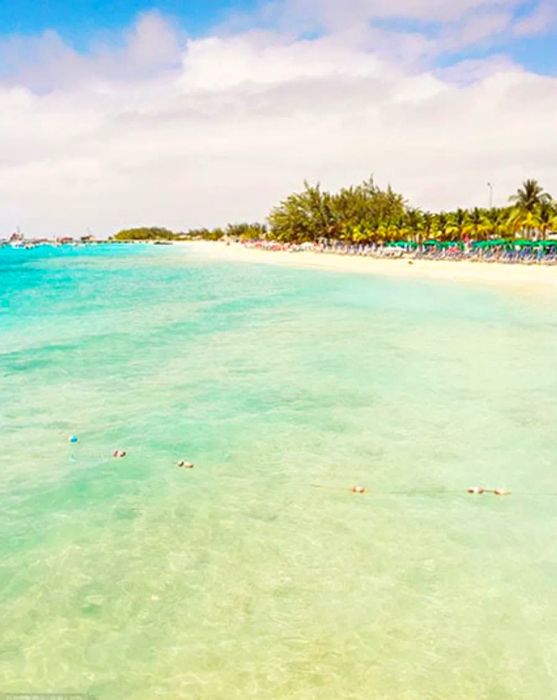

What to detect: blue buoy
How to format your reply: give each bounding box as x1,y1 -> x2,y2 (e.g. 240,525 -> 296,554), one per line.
69,435 -> 79,444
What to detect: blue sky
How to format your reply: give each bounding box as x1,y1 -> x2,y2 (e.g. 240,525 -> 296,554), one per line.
0,0 -> 555,75
0,0 -> 258,40
437,34 -> 557,75
506,35 -> 557,74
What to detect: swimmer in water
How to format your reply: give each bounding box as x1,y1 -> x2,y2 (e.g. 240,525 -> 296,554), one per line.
113,450 -> 127,458
468,486 -> 510,496
351,485 -> 366,494
177,460 -> 194,469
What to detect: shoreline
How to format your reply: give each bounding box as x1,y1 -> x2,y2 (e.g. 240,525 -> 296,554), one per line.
185,241 -> 557,293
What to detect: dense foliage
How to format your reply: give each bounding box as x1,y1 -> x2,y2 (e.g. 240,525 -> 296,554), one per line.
268,179 -> 406,243
113,223 -> 268,242
188,223 -> 267,241
112,227 -> 179,241
265,178 -> 557,244
112,179 -> 557,244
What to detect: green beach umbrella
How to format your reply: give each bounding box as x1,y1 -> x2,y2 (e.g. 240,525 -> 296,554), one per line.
473,239 -> 510,248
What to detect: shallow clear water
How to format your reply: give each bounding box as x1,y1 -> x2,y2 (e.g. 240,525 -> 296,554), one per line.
1,244 -> 557,699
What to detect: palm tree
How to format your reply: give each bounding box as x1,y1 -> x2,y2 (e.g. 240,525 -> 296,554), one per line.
508,208 -> 542,239
405,209 -> 423,244
465,208 -> 487,241
421,212 -> 434,242
509,179 -> 552,213
484,208 -> 506,239
351,224 -> 370,245
507,208 -> 523,238
434,212 -> 450,241
537,201 -> 557,240
386,217 -> 402,242
447,208 -> 469,241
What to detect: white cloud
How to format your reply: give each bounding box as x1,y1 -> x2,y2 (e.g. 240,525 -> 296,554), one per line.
0,11 -> 556,236
0,12 -> 183,92
513,0 -> 557,36
248,0 -> 524,30
180,32 -> 383,91
436,54 -> 520,84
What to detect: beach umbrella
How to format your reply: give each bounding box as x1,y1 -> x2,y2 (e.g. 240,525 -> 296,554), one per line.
473,239 -> 509,248
392,241 -> 418,249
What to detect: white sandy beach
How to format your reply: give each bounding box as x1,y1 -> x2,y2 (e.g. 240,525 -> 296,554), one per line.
187,241 -> 557,293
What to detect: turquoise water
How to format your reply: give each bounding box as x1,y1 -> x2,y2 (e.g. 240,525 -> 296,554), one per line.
1,244 -> 557,699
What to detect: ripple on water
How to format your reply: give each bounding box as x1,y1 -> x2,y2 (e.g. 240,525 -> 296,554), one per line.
1,245 -> 557,699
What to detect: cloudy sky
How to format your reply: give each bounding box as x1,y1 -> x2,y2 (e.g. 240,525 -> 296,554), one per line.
0,0 -> 556,236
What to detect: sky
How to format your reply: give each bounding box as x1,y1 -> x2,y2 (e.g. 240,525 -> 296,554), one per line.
0,0 -> 556,236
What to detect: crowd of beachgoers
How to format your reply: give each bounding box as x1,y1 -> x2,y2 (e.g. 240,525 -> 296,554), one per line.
241,239 -> 557,265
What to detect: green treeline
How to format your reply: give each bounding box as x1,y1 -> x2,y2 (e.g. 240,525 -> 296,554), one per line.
112,227 -> 178,241
112,178 -> 557,243
112,223 -> 267,242
263,177 -> 556,244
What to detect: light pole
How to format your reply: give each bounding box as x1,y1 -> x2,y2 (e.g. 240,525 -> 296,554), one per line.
487,182 -> 493,209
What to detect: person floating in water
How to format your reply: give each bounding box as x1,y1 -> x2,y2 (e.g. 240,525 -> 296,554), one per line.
467,486 -> 510,496
113,449 -> 127,458
177,460 -> 194,469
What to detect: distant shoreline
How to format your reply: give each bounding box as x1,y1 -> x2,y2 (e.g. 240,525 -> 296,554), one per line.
184,240 -> 557,294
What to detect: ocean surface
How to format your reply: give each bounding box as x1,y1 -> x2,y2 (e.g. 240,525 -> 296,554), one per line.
1,243 -> 557,700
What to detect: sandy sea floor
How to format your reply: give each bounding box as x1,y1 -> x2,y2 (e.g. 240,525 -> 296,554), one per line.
1,243 -> 557,699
